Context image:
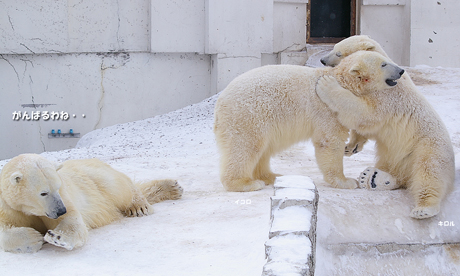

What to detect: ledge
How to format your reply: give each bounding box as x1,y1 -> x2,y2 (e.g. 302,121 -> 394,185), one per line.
262,175 -> 319,276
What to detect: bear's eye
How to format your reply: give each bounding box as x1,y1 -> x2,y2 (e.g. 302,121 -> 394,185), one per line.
336,52 -> 342,57
40,192 -> 49,197
382,63 -> 387,67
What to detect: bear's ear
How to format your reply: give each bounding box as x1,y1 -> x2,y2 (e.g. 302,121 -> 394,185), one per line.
363,41 -> 375,51
349,65 -> 361,75
55,163 -> 64,171
10,172 -> 23,185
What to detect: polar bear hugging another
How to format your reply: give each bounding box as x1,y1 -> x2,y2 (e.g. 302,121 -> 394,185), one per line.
0,154 -> 183,253
214,51 -> 404,192
317,35 -> 455,219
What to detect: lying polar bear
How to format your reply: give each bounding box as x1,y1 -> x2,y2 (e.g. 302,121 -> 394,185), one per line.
0,154 -> 183,253
214,50 -> 404,192
317,35 -> 455,219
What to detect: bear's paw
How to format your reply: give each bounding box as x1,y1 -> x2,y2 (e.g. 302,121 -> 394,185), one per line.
1,227 -> 44,253
44,230 -> 75,250
315,75 -> 343,112
345,140 -> 365,156
124,203 -> 152,217
410,206 -> 440,219
224,178 -> 265,192
358,167 -> 398,190
335,178 -> 359,189
161,180 -> 184,200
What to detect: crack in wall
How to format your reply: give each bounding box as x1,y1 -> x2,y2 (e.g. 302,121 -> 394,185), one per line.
21,58 -> 34,80
276,43 -> 306,54
8,14 -> 14,31
94,60 -> 106,130
94,53 -> 130,129
27,79 -> 46,152
20,43 -> 35,54
219,54 -> 261,59
71,0 -> 84,8
116,0 -> 121,49
37,119 -> 46,152
0,54 -> 20,82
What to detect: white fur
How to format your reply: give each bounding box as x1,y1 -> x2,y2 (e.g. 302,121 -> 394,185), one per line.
0,154 -> 183,253
318,36 -> 455,219
213,52 -> 398,192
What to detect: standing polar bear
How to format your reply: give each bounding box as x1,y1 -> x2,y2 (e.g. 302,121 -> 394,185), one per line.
0,154 -> 183,253
317,35 -> 455,219
214,51 -> 404,192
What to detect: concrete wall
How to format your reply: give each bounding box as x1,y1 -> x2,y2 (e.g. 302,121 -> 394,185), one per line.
0,0 -> 308,160
1,52 -> 211,156
0,0 -> 151,53
409,0 -> 460,67
1,0 -> 459,159
360,0 -> 411,65
360,0 -> 460,67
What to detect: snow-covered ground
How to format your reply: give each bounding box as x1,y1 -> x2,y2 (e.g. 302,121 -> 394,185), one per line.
0,65 -> 459,275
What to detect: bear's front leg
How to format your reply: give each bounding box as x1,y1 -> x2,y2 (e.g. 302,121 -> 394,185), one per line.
313,135 -> 358,189
0,226 -> 44,253
43,209 -> 88,250
44,223 -> 88,251
316,76 -> 371,130
316,75 -> 349,113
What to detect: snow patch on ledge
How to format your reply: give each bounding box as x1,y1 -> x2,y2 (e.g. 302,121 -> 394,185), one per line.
274,175 -> 316,190
270,206 -> 312,232
274,188 -> 316,201
263,175 -> 319,276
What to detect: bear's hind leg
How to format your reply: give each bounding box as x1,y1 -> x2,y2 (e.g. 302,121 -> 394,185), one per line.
408,175 -> 445,219
137,179 -> 183,205
219,141 -> 266,192
408,144 -> 453,219
123,190 -> 152,217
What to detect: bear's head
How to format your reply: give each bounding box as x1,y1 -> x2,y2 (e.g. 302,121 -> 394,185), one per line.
333,51 -> 405,95
0,154 -> 67,219
321,35 -> 387,67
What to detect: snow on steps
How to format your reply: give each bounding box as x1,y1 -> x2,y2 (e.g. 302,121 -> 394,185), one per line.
263,175 -> 319,276
262,174 -> 460,276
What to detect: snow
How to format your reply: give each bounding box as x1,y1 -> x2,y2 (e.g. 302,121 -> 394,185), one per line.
0,65 -> 459,275
264,175 -> 316,275
274,175 -> 316,190
270,206 -> 312,233
264,234 -> 312,274
265,234 -> 312,262
274,188 -> 315,201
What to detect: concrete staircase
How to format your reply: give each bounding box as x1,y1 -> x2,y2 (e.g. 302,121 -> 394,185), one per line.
263,175 -> 460,276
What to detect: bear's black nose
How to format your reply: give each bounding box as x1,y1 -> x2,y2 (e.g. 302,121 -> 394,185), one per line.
57,207 -> 67,217
320,58 -> 326,66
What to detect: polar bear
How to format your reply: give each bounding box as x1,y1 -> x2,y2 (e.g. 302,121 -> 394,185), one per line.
214,51 -> 404,192
0,154 -> 183,253
317,46 -> 455,219
321,35 -> 411,156
320,35 -> 389,68
321,35 -> 396,156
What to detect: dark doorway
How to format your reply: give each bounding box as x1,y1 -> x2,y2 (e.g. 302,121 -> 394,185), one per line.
307,0 -> 356,43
